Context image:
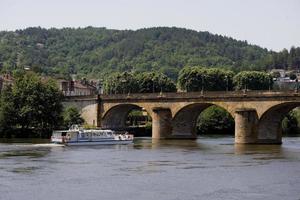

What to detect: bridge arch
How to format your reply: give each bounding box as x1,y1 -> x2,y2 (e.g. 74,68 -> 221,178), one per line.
171,103 -> 234,138
101,103 -> 152,129
258,102 -> 300,143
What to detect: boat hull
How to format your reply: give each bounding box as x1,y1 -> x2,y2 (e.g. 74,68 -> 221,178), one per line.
64,140 -> 133,146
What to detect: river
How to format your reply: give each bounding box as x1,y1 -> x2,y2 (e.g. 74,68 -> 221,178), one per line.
1,136 -> 300,200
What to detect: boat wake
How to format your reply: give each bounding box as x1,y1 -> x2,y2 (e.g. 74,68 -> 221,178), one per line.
32,143 -> 65,147
14,143 -> 65,147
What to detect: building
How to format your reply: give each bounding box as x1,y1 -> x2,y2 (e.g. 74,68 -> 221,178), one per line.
58,79 -> 98,96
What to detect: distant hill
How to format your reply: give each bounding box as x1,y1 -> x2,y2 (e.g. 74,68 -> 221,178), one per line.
0,26 -> 299,80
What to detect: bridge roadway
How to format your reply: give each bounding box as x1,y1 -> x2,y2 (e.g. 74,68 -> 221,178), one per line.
63,90 -> 300,144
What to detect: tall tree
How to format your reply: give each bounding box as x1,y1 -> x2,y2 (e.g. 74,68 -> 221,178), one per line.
0,72 -> 63,137
0,86 -> 17,135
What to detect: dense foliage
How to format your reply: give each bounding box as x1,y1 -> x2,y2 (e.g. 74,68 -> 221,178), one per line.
268,47 -> 300,70
102,67 -> 275,93
0,26 -> 280,80
178,67 -> 234,91
0,72 -> 63,138
62,106 -> 84,128
103,71 -> 176,94
197,106 -> 234,135
233,71 -> 273,90
0,86 -> 17,135
136,72 -> 177,93
282,109 -> 300,135
103,72 -> 139,94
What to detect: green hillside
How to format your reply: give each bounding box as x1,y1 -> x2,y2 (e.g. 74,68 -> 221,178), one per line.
0,26 -> 299,80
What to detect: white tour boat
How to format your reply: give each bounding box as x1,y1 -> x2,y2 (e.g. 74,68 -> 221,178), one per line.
51,125 -> 134,146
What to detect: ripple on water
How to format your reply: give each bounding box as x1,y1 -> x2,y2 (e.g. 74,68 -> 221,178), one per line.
1,151 -> 43,158
10,166 -> 41,174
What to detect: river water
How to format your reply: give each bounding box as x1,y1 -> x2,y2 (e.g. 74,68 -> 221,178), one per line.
1,136 -> 300,200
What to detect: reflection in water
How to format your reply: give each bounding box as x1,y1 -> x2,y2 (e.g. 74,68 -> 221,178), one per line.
0,138 -> 50,144
134,138 -> 203,150
235,141 -> 300,162
10,166 -> 41,174
1,151 -> 45,158
0,136 -> 300,200
234,144 -> 282,155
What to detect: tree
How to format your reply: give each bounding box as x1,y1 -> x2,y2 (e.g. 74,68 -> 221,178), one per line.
39,78 -> 64,130
0,72 -> 63,137
177,66 -> 234,92
103,72 -> 139,94
0,86 -> 17,136
282,110 -> 300,135
197,106 -> 234,135
63,106 -> 84,128
233,71 -> 273,90
136,72 -> 177,93
11,72 -> 63,130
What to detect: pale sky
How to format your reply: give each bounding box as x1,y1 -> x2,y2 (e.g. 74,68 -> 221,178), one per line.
0,0 -> 299,51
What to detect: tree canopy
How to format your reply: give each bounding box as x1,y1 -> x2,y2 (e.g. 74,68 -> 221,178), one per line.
103,71 -> 139,94
136,72 -> 177,93
0,72 -> 63,137
233,71 -> 273,90
177,67 -> 234,91
103,71 -> 176,94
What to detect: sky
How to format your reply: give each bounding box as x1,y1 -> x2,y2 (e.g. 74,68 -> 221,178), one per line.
0,0 -> 299,51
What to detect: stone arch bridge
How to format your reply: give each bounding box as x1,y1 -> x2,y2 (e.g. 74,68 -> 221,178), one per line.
63,91 -> 300,144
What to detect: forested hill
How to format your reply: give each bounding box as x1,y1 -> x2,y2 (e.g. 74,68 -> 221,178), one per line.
0,26 -> 299,80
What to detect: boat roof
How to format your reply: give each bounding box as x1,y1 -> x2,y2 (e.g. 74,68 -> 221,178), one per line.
52,129 -> 114,133
82,129 -> 114,132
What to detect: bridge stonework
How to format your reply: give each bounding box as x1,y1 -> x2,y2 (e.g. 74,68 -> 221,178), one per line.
64,91 -> 300,144
63,96 -> 99,127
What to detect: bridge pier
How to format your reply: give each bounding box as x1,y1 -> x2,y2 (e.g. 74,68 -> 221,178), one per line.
234,108 -> 258,144
152,107 -> 173,139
